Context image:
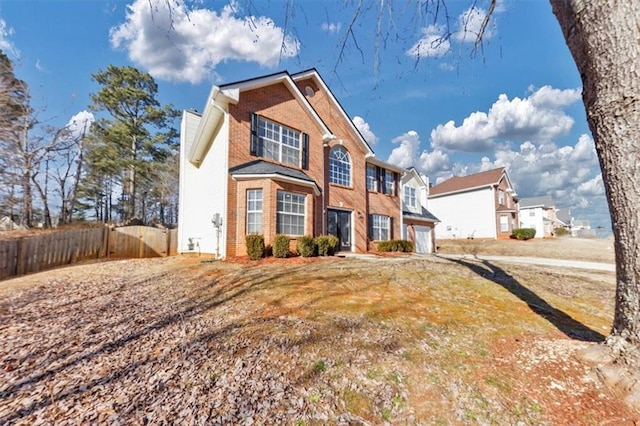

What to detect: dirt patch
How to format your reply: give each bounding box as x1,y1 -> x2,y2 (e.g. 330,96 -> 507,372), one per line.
0,255 -> 636,424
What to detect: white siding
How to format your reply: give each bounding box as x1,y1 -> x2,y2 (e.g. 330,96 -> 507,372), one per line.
178,110 -> 229,257
430,187 -> 496,239
519,207 -> 545,238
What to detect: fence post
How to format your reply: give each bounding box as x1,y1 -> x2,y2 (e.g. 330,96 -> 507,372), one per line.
16,237 -> 26,276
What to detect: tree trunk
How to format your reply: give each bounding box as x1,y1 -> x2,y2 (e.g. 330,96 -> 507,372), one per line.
550,1 -> 640,347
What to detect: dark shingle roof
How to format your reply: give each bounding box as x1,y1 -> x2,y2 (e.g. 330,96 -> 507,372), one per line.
403,207 -> 440,223
229,160 -> 315,183
429,168 -> 506,197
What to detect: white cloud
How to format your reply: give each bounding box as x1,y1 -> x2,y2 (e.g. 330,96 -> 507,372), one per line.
0,19 -> 18,57
322,22 -> 341,34
387,130 -> 451,179
453,7 -> 493,43
352,116 -> 378,145
110,0 -> 300,84
407,24 -> 450,59
386,127 -> 606,228
430,86 -> 582,152
66,111 -> 95,140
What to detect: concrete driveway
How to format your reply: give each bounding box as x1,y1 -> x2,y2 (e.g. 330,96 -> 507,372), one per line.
433,253 -> 615,272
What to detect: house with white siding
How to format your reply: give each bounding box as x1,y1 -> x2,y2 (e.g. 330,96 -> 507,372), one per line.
428,168 -> 519,239
518,196 -> 558,238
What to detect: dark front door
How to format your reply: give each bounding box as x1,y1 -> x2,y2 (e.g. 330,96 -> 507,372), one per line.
328,209 -> 352,251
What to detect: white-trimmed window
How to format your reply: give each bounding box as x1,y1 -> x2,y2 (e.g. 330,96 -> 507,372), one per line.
246,189 -> 263,234
404,186 -> 417,208
499,215 -> 509,232
329,146 -> 351,186
384,169 -> 395,195
529,210 -> 535,217
366,165 -> 377,191
498,189 -> 505,205
369,214 -> 390,241
257,117 -> 301,167
277,191 -> 305,235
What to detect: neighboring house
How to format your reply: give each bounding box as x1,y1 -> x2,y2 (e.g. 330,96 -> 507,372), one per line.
556,208 -> 572,233
518,196 -> 558,238
428,168 -> 519,239
178,69 -> 404,258
401,168 -> 439,253
572,219 -> 593,237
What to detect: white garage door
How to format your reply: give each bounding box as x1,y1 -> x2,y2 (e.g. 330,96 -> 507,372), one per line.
414,226 -> 432,254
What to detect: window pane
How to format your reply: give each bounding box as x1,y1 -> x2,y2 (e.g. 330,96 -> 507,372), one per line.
246,189 -> 263,234
276,191 -> 305,236
370,214 -> 389,241
257,116 -> 301,166
366,165 -> 376,191
329,146 -> 351,186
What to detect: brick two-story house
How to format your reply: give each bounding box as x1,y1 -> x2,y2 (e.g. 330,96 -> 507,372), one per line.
178,69 -> 404,257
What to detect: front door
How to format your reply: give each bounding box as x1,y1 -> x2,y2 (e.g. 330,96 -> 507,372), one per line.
328,209 -> 352,251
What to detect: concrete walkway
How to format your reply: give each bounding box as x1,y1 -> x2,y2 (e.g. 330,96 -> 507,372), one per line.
433,253 -> 615,272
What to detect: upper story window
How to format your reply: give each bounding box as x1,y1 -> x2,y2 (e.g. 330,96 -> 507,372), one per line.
384,169 -> 395,195
404,186 -> 417,208
366,165 -> 377,191
498,189 -> 505,205
366,164 -> 397,196
250,114 -> 309,169
329,146 -> 351,186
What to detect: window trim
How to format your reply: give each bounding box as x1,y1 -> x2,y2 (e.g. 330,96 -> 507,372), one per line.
252,114 -> 303,168
276,190 -> 306,236
366,164 -> 377,191
329,145 -> 351,187
369,214 -> 390,241
246,189 -> 263,234
404,186 -> 417,208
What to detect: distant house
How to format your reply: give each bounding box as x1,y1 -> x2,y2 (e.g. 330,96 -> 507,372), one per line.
518,196 -> 558,238
401,168 -> 439,253
428,167 -> 519,239
177,69 -> 404,258
556,208 -> 572,233
572,219 -> 593,237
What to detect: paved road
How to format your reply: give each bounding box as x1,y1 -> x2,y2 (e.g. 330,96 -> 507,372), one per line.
433,253 -> 615,272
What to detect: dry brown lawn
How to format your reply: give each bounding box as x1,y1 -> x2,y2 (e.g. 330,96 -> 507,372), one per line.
0,239 -> 636,425
436,235 -> 616,263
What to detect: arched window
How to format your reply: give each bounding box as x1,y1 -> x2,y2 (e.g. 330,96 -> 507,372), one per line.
329,146 -> 351,186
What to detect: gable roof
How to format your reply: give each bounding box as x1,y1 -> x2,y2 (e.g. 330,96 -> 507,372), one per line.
291,69 -> 375,157
519,196 -> 556,209
429,167 -> 511,198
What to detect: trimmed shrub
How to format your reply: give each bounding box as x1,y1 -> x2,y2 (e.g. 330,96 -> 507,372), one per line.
554,227 -> 569,237
273,234 -> 290,258
377,239 -> 414,252
297,235 -> 316,257
315,235 -> 339,256
511,228 -> 536,240
245,234 -> 265,260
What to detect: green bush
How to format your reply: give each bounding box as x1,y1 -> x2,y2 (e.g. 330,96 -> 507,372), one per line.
511,228 -> 536,240
273,234 -> 290,258
554,227 -> 569,236
315,235 -> 339,256
297,235 -> 316,257
245,234 -> 265,260
377,239 -> 414,252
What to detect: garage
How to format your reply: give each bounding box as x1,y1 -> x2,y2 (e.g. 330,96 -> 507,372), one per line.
414,225 -> 432,254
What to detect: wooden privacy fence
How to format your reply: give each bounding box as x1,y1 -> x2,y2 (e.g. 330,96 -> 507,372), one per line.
107,226 -> 177,259
0,226 -> 178,280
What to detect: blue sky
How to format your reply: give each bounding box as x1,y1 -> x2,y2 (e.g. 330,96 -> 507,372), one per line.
0,0 -> 610,232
